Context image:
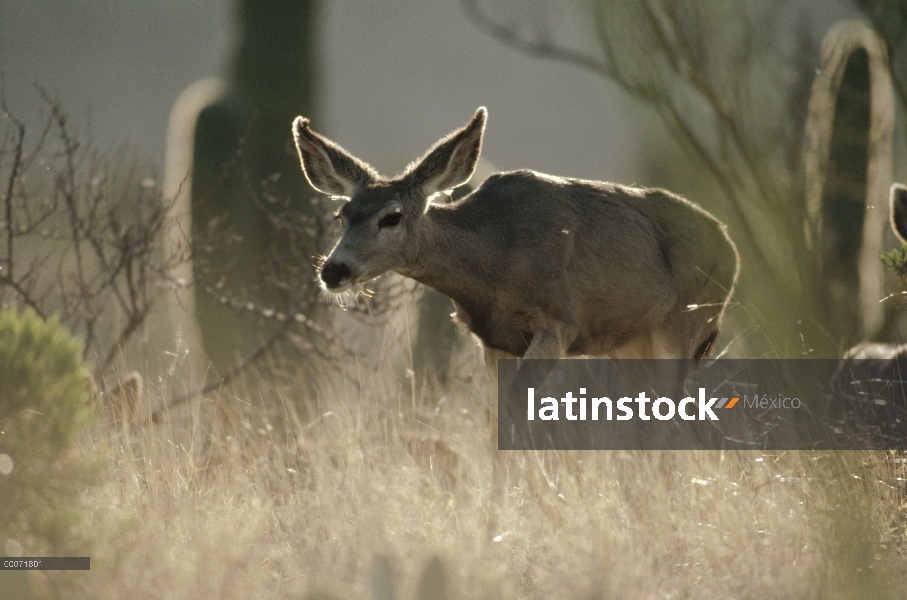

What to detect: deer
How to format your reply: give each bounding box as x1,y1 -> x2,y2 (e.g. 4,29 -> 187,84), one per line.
291,107 -> 739,450
832,184 -> 907,464
844,183 -> 907,362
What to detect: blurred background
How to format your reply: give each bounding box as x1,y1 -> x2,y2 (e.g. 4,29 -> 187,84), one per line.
2,0 -> 907,375
0,0 -> 641,186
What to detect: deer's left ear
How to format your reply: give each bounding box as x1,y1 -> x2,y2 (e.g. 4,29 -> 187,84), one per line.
405,107 -> 486,197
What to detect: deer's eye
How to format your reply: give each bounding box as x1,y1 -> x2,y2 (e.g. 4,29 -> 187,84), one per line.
378,212 -> 402,229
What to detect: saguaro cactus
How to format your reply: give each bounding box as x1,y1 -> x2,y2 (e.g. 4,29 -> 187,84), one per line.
165,0 -> 319,373
803,20 -> 895,344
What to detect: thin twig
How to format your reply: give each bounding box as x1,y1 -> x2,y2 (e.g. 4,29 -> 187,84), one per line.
145,298 -> 303,425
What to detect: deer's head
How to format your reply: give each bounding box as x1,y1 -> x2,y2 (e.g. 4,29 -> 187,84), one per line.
292,108 -> 487,292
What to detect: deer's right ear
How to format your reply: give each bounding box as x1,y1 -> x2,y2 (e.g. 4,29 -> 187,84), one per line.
292,117 -> 376,197
891,183 -> 907,244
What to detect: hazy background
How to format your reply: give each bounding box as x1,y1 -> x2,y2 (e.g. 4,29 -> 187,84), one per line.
2,0 -> 905,362
0,0 -> 641,184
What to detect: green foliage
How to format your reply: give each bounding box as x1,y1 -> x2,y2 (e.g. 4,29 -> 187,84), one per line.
0,306 -> 93,448
0,305 -> 98,554
880,246 -> 907,280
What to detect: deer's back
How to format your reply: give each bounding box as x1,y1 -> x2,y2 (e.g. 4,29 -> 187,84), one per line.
432,170 -> 737,355
447,170 -> 735,289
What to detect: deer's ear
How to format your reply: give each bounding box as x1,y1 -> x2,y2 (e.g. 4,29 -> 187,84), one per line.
406,107 -> 486,196
891,184 -> 907,244
292,117 -> 377,197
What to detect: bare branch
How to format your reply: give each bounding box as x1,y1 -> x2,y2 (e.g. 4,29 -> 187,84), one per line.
146,296 -> 303,425
461,0 -> 610,76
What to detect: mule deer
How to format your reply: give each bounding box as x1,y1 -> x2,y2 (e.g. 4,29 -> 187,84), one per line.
845,183 -> 907,362
292,107 -> 739,440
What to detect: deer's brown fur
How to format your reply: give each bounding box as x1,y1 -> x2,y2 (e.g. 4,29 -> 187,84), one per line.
293,108 -> 738,373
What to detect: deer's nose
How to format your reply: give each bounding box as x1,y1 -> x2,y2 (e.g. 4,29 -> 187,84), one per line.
320,261 -> 351,289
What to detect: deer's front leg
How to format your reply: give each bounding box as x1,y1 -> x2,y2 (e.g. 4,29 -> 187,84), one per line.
514,319 -> 578,392
498,320 -> 578,449
484,347 -> 514,454
522,318 -> 578,361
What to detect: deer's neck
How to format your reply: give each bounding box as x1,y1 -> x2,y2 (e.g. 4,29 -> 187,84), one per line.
398,207 -> 490,305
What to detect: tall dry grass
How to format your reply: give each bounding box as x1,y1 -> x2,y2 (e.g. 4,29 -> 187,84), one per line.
25,338 -> 907,599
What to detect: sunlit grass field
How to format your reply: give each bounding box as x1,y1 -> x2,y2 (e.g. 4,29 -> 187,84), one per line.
22,328 -> 905,599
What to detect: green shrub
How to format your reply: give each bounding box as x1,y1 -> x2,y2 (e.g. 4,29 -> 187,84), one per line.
0,306 -> 93,447
0,305 -> 97,552
881,246 -> 907,280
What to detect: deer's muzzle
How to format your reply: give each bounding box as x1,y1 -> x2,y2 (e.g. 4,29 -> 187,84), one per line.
320,261 -> 352,290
